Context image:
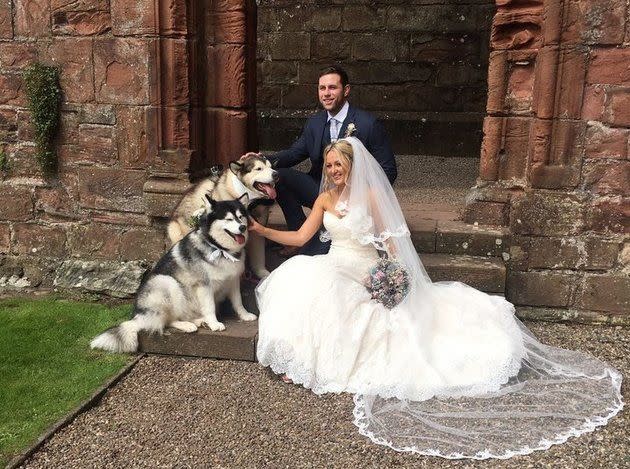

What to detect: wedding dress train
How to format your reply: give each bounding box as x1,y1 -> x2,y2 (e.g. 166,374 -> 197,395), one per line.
255,138 -> 623,459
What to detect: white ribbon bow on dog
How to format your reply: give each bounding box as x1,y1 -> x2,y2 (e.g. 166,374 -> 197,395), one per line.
229,171 -> 262,202
206,245 -> 239,264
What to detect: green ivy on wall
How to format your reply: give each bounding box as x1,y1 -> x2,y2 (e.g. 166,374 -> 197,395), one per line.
23,63 -> 62,175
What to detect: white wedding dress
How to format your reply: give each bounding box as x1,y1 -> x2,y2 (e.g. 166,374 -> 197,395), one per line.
256,138 -> 623,460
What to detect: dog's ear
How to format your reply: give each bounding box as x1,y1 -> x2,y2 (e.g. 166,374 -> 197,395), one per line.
203,193 -> 216,212
237,193 -> 249,206
229,161 -> 242,174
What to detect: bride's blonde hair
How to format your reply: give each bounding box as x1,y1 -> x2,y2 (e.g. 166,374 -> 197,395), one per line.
322,140 -> 353,188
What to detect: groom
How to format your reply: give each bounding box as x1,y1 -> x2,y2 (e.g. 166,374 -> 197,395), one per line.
270,65 -> 397,255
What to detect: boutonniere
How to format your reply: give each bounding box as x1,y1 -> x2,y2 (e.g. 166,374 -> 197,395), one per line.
344,123 -> 357,138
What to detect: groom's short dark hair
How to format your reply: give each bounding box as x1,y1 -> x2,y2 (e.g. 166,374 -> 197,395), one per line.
319,65 -> 349,88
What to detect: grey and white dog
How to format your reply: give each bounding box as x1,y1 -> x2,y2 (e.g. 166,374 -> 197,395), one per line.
91,195 -> 256,353
167,155 -> 278,279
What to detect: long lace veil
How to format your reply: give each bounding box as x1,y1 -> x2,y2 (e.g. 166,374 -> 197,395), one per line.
320,137 -> 623,459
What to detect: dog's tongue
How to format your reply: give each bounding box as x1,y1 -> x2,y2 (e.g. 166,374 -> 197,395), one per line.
234,234 -> 246,245
259,183 -> 277,199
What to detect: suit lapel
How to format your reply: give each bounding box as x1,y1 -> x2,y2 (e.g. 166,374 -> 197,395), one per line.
338,105 -> 356,140
313,111 -> 328,161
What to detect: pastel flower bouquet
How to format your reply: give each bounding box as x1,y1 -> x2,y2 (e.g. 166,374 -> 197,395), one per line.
364,258 -> 410,309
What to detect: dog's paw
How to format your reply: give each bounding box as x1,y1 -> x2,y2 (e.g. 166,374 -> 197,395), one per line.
253,268 -> 271,279
238,311 -> 258,322
170,321 -> 198,333
204,320 -> 226,332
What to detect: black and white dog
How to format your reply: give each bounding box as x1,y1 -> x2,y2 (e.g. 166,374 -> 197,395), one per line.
91,195 -> 256,353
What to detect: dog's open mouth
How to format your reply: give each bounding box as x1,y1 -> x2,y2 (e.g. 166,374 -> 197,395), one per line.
225,230 -> 246,245
253,182 -> 277,199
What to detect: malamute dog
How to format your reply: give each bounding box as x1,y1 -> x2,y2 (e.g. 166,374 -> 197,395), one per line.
167,155 -> 278,279
91,195 -> 256,353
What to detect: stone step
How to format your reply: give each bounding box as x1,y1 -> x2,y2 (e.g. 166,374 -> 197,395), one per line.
420,253 -> 505,293
136,252 -> 505,361
268,205 -> 509,257
138,318 -> 258,361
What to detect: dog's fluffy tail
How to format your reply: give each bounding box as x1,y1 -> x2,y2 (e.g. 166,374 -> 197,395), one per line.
166,219 -> 186,246
90,320 -> 140,353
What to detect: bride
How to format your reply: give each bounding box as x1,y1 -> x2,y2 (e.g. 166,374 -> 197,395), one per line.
248,137 -> 623,459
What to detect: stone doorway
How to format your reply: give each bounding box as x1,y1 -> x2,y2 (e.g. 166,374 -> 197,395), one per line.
255,1 -> 495,209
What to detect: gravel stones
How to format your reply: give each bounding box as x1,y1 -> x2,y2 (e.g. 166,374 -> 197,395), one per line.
21,322 -> 629,468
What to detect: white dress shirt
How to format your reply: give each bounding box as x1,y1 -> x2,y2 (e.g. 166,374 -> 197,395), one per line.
327,101 -> 349,142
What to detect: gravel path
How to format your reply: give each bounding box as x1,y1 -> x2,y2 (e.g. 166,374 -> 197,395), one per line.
21,322 -> 628,469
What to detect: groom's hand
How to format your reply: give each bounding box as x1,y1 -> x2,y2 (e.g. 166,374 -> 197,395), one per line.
239,152 -> 261,161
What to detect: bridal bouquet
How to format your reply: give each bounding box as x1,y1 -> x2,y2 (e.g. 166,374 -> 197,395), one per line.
364,258 -> 410,309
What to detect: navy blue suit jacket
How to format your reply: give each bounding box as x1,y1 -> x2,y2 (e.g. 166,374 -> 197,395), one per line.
271,105 -> 397,184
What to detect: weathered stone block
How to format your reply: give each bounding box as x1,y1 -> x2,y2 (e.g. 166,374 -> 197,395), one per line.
353,34 -> 401,61
138,319 -> 258,361
212,4 -> 247,43
312,8 -> 343,31
562,0 -> 626,45
120,227 -> 165,261
584,122 -> 628,160
0,73 -> 26,106
0,224 -> 10,253
511,192 -> 585,236
207,44 -> 248,108
341,5 -> 383,31
76,123 -> 117,165
68,223 -> 121,259
110,0 -> 156,36
282,84 -> 316,109
437,221 -> 509,257
52,10 -> 111,36
45,38 -> 94,103
603,89 -> 630,127
420,253 -> 505,293
587,48 -> 630,86
0,0 -> 12,38
582,160 -> 630,196
78,104 -> 116,125
12,223 -> 67,257
53,259 -> 148,298
581,85 -> 605,120
266,33 -> 310,60
78,167 -> 147,213
35,186 -> 78,220
312,33 -> 351,60
410,219 -> 436,253
258,61 -> 297,84
94,38 -> 152,105
16,110 -> 35,142
410,33 -> 480,63
464,200 -> 509,226
15,0 -> 49,37
0,42 -> 37,68
576,274 -> 630,314
507,271 -> 578,308
527,236 -> 620,271
585,197 -> 630,234
0,185 -> 33,221
117,106 -> 150,170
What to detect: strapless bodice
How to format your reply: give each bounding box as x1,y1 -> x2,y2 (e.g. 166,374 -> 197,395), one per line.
323,211 -> 378,261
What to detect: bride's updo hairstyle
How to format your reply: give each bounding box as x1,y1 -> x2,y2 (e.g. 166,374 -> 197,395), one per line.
322,139 -> 354,189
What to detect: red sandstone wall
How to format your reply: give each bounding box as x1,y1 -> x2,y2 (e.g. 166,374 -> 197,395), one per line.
466,0 -> 629,316
0,0 -> 168,274
0,1 -> 257,289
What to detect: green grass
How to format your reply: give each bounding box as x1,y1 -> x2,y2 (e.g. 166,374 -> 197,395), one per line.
0,297 -> 133,466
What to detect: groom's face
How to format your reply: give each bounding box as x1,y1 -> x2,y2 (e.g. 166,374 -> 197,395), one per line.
318,73 -> 350,115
